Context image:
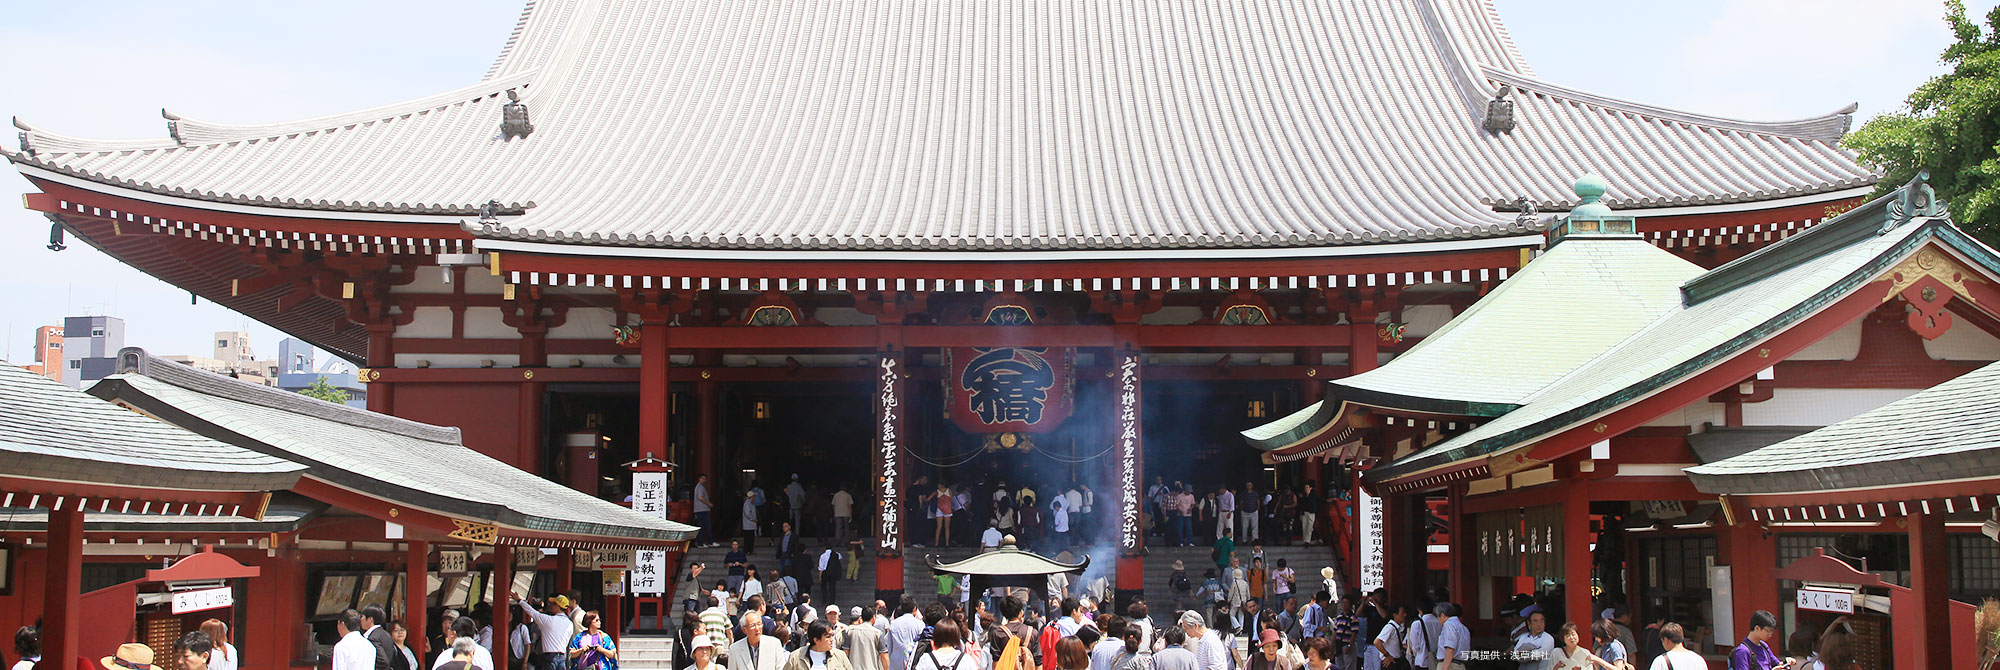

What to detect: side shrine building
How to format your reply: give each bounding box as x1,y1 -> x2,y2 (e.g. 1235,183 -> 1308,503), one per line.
7,0 -> 1965,660
1249,175 -> 2000,667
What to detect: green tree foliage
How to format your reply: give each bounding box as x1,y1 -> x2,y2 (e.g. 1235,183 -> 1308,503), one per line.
1846,1 -> 2000,244
297,375 -> 351,405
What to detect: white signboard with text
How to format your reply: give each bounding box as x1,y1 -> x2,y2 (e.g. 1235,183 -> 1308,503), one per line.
631,549 -> 666,595
595,548 -> 633,570
632,472 -> 669,519
1359,487 -> 1384,592
172,587 -> 234,615
1797,587 -> 1855,614
439,551 -> 468,574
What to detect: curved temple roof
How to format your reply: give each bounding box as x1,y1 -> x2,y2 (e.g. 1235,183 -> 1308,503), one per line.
7,0 -> 1871,253
91,349 -> 694,544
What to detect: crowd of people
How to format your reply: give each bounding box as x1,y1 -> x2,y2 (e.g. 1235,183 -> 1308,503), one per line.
1145,478 -> 1328,548
683,472 -> 1341,557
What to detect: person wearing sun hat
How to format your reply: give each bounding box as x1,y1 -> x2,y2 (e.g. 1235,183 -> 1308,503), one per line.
102,643 -> 155,670
690,635 -> 719,670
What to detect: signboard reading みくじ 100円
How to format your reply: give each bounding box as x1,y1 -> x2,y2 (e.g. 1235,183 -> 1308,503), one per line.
1796,587 -> 1855,614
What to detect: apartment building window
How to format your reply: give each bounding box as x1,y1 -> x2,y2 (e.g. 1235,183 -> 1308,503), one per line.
91,327 -> 104,337
68,360 -> 80,369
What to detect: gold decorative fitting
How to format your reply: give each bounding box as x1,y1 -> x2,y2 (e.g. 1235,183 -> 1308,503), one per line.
523,370 -> 536,379
700,370 -> 712,379
1306,368 -> 1318,377
1592,423 -> 1607,433
1757,348 -> 1771,359
1885,246 -> 1981,303
448,519 -> 498,545
389,508 -> 400,517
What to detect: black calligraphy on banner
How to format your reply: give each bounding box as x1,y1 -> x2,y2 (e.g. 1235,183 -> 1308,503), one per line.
876,355 -> 903,552
945,347 -> 1073,433
1118,355 -> 1142,553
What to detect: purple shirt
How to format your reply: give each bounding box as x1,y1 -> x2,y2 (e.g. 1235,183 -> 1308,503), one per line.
1729,638 -> 1778,670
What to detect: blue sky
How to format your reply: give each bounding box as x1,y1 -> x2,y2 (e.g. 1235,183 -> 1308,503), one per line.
1,0 -> 1991,364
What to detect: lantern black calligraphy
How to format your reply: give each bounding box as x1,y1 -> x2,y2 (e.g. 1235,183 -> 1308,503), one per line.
959,347 -> 1055,425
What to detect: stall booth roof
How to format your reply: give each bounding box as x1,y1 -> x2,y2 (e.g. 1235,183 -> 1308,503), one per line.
0,362 -> 303,516
89,349 -> 696,547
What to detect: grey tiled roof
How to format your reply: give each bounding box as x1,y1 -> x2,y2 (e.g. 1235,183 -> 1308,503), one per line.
0,362 -> 302,492
92,352 -> 693,543
5,0 -> 1872,253
1688,360 -> 2000,495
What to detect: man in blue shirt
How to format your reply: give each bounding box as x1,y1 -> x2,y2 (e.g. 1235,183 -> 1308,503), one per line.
1729,610 -> 1780,670
1435,603 -> 1470,670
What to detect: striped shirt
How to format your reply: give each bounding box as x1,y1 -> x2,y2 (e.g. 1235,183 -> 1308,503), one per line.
702,606 -> 733,651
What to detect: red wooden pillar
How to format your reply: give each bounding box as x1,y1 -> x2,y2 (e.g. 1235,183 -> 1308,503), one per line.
1446,484 -> 1474,619
493,550 -> 514,670
1719,515 -> 1776,650
695,375 -> 719,497
1907,511 -> 1950,667
38,507 -> 82,670
557,549 -> 576,597
640,322 -> 672,483
1563,479 -> 1593,648
519,381 -> 546,471
873,341 -> 908,601
366,324 -> 396,415
405,540 -> 430,661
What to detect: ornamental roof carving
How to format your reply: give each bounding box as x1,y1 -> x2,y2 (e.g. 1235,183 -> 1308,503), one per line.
5,0 -> 1873,252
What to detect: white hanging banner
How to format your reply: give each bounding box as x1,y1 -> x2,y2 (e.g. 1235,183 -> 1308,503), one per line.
632,550 -> 666,595
1359,487 -> 1384,593
440,551 -> 469,574
632,472 -> 669,519
574,550 -> 598,571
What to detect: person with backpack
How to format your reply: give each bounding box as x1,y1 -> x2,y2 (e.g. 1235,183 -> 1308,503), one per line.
914,620 -> 973,670
820,546 -> 844,604
1169,561 -> 1194,613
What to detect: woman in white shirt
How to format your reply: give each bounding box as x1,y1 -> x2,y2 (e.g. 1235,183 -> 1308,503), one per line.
198,620 -> 239,670
912,619 -> 971,670
743,565 -> 767,602
1367,605 -> 1408,670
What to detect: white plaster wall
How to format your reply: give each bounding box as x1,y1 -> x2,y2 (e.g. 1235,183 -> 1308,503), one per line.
1788,318 -> 1862,361
1401,304 -> 1455,338
1922,308 -> 2000,361
548,306 -> 618,339
399,306 -> 455,338
1643,401 -> 1724,428
1741,388 -> 1919,427
462,307 -> 515,339
395,353 -> 520,368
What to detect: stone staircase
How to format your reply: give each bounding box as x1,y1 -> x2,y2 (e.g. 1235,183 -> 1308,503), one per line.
618,634 -> 676,670
1139,545 -> 1344,622
674,538 -> 880,618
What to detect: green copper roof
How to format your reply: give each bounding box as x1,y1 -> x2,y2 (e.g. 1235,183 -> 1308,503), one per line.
1369,216 -> 1972,484
1687,359 -> 2000,496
